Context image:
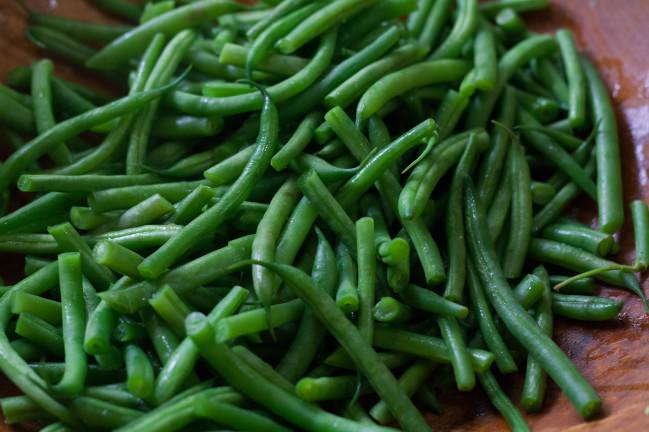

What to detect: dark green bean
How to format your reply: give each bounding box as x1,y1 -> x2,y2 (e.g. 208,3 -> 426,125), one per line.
542,222 -> 615,257
125,345 -> 154,400
27,26 -> 97,67
556,29 -> 586,128
551,293 -> 623,321
429,0 -> 479,60
373,297 -> 413,324
464,178 -> 601,419
582,56 -> 624,233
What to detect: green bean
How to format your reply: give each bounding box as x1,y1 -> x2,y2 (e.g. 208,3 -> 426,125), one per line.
296,375 -> 368,402
11,338 -> 45,362
216,299 -> 303,342
15,312 -> 63,357
418,0 -> 452,50
356,60 -> 471,121
202,80 -> 255,97
194,396 -> 292,432
532,155 -> 595,233
31,59 -> 72,165
49,223 -> 115,290
153,286 -> 248,404
28,12 -> 131,43
172,28 -> 337,116
438,316 -> 475,391
519,266 -> 552,412
55,35 -> 165,176
444,134 -> 482,300
339,0 -> 417,47
11,292 -> 61,325
551,293 -> 623,321
335,242 -> 360,314
528,238 -> 645,302
0,78 -> 182,191
272,111 -> 321,171
430,0 -> 479,60
277,0 -> 376,54
520,113 -> 595,200
467,260 -> 517,373
356,217 -> 376,341
152,114 -> 223,139
400,129 -> 489,221
27,26 -> 97,67
476,86 -> 517,205
231,345 -> 295,394
91,225 -> 184,251
149,285 -> 192,337
373,326 -> 494,372
542,222 -> 614,257
629,200 -> 649,270
114,194 -> 176,231
494,8 -> 526,41
141,309 -> 180,364
556,29 -> 586,127
114,317 -> 146,343
325,44 -> 427,110
0,395 -> 52,424
514,273 -> 545,309
204,145 -> 255,185
502,142 -> 532,278
87,0 -> 244,69
89,181 -> 204,212
138,87 -> 277,280
276,229 -> 337,382
117,387 -> 242,432
245,2 -> 321,76
473,23 -> 498,91
464,178 -> 601,419
84,277 -> 131,356
30,362 -> 125,386
125,345 -> 154,400
246,0 -> 312,39
70,396 -> 142,429
82,384 -> 145,409
466,34 -> 556,127
549,275 -> 595,295
0,84 -> 34,135
127,30 -> 196,174
51,253 -> 87,396
530,181 -> 556,205
335,119 -> 438,210
140,0 -> 175,23
582,57 -> 624,233
407,0 -> 435,37
373,297 -> 413,324
187,310 -> 415,432
90,0 -> 142,21
478,369 -> 530,431
253,178 -> 300,311
369,361 -> 437,424
532,58 -> 569,105
18,173 -> 161,193
298,170 -> 356,254
480,0 -> 548,15
0,84 -> 32,108
517,88 -> 560,123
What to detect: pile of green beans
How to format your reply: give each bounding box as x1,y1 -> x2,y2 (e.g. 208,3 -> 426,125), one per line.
0,0 -> 646,431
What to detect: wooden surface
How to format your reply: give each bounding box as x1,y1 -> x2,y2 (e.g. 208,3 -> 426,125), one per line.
1,0 -> 649,431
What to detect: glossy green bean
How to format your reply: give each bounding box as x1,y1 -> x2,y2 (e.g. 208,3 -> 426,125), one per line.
520,266 -> 552,412
11,292 -> 61,325
373,297 -> 413,324
551,293 -> 623,321
356,59 -> 471,121
582,56 -> 624,233
152,286 -> 248,404
276,229 -> 337,382
215,299 -> 304,342
194,395 -> 292,432
149,285 -> 192,337
277,0 -> 376,54
429,0 -> 479,60
418,0 -> 452,50
295,375 -> 367,402
335,242 -> 360,314
15,312 -> 63,357
444,133 -> 482,300
124,345 -> 154,400
514,273 -> 545,309
473,22 -> 498,91
476,86 -> 517,204
464,178 -> 601,418
542,223 -> 614,257
272,111 -> 321,171
556,29 -> 586,128
466,34 -> 556,127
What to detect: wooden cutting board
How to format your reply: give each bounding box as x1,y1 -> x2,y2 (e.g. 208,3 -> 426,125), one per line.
1,1 -> 649,430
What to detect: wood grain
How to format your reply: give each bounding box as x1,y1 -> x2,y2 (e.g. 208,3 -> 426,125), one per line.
1,1 -> 649,431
